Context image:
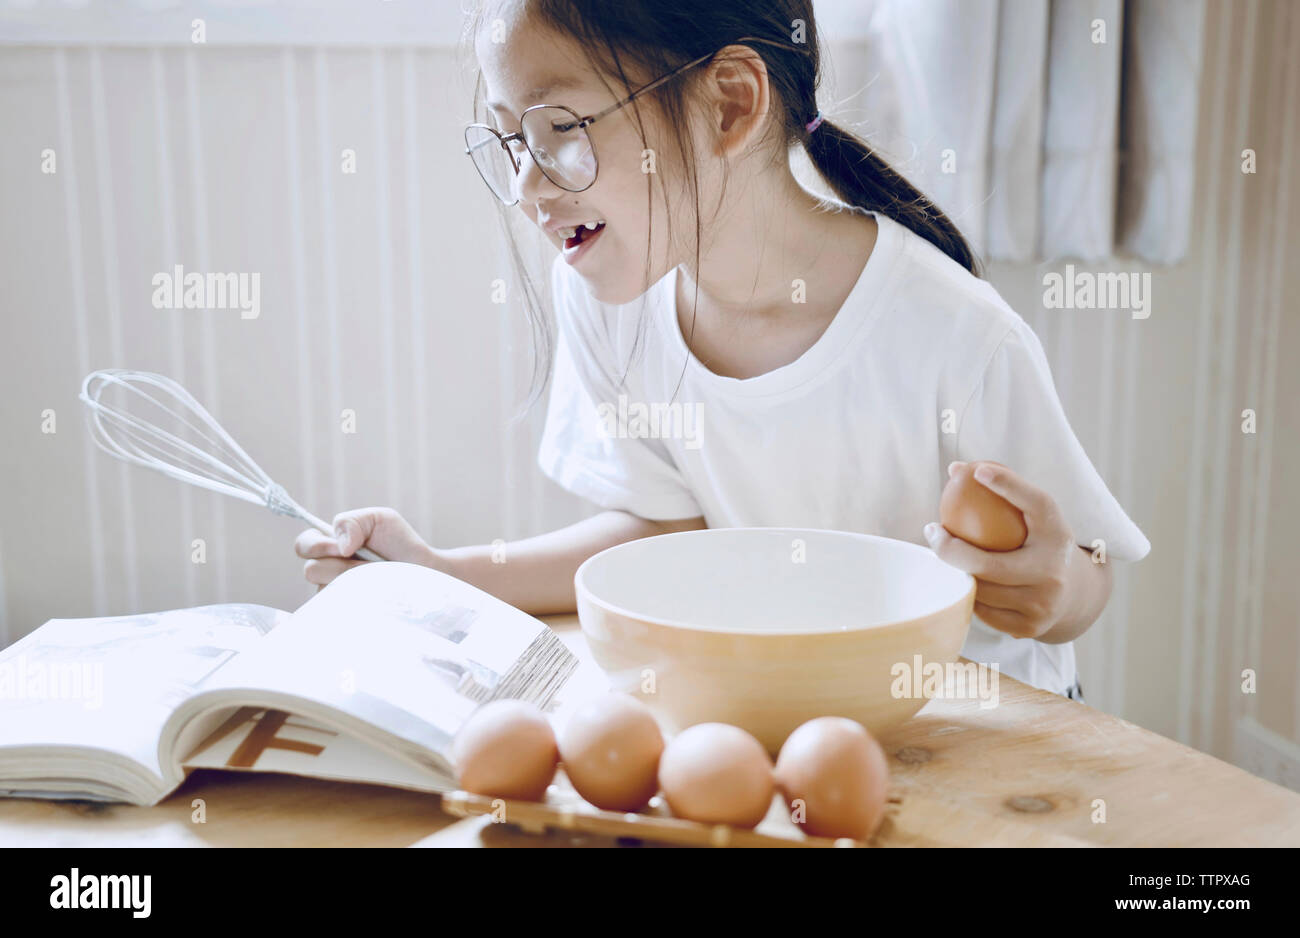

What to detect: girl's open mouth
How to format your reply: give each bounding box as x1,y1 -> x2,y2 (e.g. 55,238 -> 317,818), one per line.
559,220 -> 606,263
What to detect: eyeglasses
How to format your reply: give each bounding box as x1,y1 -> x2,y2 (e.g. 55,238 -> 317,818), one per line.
463,48 -> 721,205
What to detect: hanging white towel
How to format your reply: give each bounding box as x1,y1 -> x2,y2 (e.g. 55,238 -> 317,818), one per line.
1116,0 -> 1208,264
986,0 -> 1051,262
1039,0 -> 1125,261
862,0 -> 1001,257
845,0 -> 1205,266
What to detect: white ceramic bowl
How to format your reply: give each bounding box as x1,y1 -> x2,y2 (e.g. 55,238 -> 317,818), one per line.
574,527 -> 975,752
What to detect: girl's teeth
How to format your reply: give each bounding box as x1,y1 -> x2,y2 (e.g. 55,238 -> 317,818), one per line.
553,219 -> 603,239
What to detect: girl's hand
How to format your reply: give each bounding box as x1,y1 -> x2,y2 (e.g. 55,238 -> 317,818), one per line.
294,507 -> 439,589
922,461 -> 1078,640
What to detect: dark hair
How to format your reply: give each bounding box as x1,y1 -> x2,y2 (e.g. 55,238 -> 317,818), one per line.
470,0 -> 980,408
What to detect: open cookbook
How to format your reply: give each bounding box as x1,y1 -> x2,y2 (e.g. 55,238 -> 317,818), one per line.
0,562 -> 582,806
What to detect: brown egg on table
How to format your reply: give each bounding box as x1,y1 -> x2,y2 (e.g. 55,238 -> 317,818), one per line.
658,723 -> 775,829
451,699 -> 558,802
558,692 -> 664,812
939,459 -> 1028,552
774,716 -> 889,841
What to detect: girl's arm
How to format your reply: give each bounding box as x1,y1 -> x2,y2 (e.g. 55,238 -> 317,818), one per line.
433,511 -> 706,615
296,509 -> 705,616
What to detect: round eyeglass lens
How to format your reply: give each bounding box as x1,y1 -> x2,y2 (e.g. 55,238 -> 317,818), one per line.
465,125 -> 519,203
520,106 -> 597,191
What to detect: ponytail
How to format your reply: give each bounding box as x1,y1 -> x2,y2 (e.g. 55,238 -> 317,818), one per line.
804,119 -> 980,277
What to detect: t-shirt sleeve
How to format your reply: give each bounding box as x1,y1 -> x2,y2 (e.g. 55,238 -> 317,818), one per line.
537,260 -> 703,521
956,319 -> 1151,562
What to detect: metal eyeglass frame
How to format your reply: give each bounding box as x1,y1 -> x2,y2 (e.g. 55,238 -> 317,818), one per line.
463,36 -> 799,205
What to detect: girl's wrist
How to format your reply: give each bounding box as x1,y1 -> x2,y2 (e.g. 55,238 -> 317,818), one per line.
423,545 -> 456,577
1040,545 -> 1111,643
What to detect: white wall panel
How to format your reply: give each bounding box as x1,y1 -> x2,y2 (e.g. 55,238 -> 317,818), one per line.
0,0 -> 1296,781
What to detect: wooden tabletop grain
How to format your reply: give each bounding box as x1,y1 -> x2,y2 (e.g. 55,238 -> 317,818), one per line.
3,614 -> 1298,847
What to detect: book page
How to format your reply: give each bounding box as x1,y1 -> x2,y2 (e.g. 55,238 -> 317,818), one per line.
0,605 -> 285,778
183,562 -> 578,765
181,708 -> 446,793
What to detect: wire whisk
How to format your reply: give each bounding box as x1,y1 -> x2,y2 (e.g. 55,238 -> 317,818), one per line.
79,369 -> 383,562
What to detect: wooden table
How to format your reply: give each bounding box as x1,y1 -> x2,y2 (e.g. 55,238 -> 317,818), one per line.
3,614 -> 1298,847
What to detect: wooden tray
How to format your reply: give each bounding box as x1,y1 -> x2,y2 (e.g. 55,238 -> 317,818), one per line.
436,768 -> 1094,848
439,792 -> 861,848
438,768 -> 863,847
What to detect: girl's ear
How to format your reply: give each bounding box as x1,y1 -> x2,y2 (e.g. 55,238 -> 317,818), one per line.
704,45 -> 772,159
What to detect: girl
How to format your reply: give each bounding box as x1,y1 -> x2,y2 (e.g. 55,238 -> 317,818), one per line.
295,0 -> 1150,700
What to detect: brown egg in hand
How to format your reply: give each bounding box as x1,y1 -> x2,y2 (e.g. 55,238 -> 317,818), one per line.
451,699 -> 558,802
939,460 -> 1028,551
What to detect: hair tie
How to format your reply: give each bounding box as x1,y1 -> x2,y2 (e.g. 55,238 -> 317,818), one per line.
805,111 -> 824,134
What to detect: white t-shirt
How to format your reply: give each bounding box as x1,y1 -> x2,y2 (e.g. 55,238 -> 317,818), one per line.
538,211 -> 1151,696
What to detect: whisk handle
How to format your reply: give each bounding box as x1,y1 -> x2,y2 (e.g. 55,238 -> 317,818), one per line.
300,511 -> 386,564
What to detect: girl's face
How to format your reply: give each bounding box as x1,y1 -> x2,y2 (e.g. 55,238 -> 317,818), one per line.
475,15 -> 696,305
